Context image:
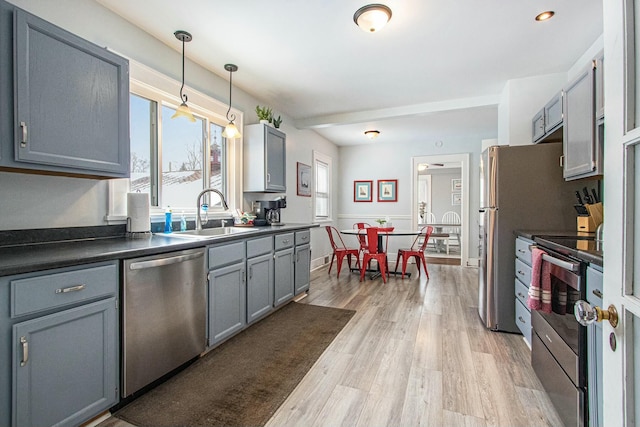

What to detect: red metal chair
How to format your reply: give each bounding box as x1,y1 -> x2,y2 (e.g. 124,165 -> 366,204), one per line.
394,226 -> 434,279
325,226 -> 360,277
360,227 -> 390,283
353,222 -> 371,260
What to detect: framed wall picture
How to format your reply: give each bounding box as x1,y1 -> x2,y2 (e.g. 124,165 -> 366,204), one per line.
297,162 -> 312,197
354,180 -> 373,202
452,178 -> 462,191
452,192 -> 462,205
377,179 -> 398,202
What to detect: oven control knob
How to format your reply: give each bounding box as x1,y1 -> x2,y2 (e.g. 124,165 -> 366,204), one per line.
574,300 -> 619,328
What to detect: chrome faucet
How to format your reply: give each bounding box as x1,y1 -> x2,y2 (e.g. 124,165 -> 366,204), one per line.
196,188 -> 229,230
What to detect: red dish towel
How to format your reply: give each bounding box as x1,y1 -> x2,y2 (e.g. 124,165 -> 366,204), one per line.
527,247 -> 553,313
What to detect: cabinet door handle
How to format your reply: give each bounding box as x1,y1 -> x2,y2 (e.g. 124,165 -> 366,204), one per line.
267,173 -> 271,183
517,270 -> 524,276
55,284 -> 86,294
517,292 -> 526,298
517,249 -> 525,254
20,122 -> 27,148
20,336 -> 28,367
559,155 -> 564,168
249,266 -> 253,280
518,316 -> 525,324
593,289 -> 603,299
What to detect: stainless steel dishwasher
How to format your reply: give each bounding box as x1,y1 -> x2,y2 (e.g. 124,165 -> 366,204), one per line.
122,247 -> 206,397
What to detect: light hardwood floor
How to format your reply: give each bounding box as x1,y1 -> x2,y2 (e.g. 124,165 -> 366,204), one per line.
265,263 -> 563,427
98,261 -> 562,427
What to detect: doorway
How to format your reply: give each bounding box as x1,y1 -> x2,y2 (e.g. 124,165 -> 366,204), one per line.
411,153 -> 470,267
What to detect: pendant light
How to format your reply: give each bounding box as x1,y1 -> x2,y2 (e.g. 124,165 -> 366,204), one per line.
171,30 -> 196,122
221,64 -> 242,139
353,4 -> 392,33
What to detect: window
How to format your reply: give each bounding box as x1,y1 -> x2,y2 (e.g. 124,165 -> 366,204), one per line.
129,87 -> 230,212
313,151 -> 332,221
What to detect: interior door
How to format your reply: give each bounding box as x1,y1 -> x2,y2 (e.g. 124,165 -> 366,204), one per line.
602,1 -> 640,424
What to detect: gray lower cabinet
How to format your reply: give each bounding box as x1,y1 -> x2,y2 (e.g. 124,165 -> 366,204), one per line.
246,236 -> 274,324
587,264 -> 603,427
0,262 -> 119,427
514,236 -> 533,346
0,0 -> 129,178
294,230 -> 311,295
207,242 -> 246,346
274,233 -> 295,307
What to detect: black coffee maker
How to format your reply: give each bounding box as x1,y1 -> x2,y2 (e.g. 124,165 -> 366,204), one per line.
262,197 -> 286,225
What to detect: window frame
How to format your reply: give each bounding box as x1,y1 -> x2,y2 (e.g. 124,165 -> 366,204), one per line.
313,150 -> 332,222
127,60 -> 243,217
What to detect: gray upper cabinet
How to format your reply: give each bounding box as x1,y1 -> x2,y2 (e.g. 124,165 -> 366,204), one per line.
594,51 -> 604,121
244,124 -> 286,192
0,2 -> 129,178
532,91 -> 563,143
563,62 -> 601,180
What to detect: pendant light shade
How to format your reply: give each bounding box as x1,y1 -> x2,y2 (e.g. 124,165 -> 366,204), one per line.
354,4 -> 392,33
171,30 -> 196,122
222,63 -> 242,139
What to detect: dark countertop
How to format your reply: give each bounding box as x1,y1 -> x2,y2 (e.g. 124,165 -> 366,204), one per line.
516,230 -> 602,267
0,223 -> 318,276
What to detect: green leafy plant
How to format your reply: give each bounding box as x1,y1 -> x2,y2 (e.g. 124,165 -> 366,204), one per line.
255,105 -> 273,122
272,115 -> 282,128
375,218 -> 387,226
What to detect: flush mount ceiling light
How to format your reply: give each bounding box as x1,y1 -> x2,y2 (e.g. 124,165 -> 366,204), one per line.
221,64 -> 242,139
171,30 -> 196,122
353,4 -> 392,33
535,11 -> 555,21
364,130 -> 380,139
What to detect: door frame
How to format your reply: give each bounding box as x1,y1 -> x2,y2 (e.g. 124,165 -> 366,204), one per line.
410,153 -> 470,267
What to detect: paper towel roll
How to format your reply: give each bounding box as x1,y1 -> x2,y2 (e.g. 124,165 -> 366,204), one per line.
127,193 -> 150,232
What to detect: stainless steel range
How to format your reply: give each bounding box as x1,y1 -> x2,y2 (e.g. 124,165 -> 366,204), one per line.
532,237 -> 594,427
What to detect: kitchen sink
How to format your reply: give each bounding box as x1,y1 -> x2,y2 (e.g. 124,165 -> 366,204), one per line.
162,227 -> 255,240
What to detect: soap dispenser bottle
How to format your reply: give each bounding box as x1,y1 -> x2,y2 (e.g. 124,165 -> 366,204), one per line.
164,206 -> 173,233
180,211 -> 187,231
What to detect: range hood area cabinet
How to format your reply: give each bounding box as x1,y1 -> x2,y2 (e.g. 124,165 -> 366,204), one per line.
243,124 -> 286,192
563,52 -> 604,181
0,0 -> 130,178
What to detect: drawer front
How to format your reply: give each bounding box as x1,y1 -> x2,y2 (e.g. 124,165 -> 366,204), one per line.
515,299 -> 532,344
515,279 -> 530,308
515,258 -> 532,287
274,233 -> 294,251
532,310 -> 579,385
247,236 -> 272,258
295,230 -> 310,246
587,266 -> 603,307
11,263 -> 117,317
208,241 -> 245,269
515,237 -> 533,265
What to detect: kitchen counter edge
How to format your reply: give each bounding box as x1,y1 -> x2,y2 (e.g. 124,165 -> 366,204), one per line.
0,224 -> 319,276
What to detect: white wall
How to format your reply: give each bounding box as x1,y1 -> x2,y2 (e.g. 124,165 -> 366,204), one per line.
338,137 -> 484,261
1,0 -> 338,266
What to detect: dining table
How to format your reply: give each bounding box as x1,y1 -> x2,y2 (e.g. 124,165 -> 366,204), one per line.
418,222 -> 461,254
340,228 -> 428,278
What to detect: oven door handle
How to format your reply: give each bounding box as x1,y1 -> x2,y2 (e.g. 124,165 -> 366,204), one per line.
541,253 -> 580,272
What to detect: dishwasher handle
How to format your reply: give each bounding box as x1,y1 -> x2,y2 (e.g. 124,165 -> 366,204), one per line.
129,251 -> 204,270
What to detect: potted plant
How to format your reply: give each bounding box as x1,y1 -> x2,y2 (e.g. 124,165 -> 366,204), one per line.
272,115 -> 283,129
256,105 -> 273,125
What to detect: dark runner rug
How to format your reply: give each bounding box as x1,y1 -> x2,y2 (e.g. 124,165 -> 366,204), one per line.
115,302 -> 355,427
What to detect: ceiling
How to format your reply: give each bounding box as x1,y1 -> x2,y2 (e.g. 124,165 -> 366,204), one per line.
97,0 -> 603,146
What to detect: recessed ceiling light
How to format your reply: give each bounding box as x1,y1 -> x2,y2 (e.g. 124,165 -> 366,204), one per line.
535,11 -> 555,21
364,130 -> 380,139
353,4 -> 392,33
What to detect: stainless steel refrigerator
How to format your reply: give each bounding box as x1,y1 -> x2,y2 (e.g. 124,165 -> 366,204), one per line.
478,143 -> 576,332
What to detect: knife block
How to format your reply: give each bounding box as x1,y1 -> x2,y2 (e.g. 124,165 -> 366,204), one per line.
577,216 -> 596,232
577,202 -> 602,232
